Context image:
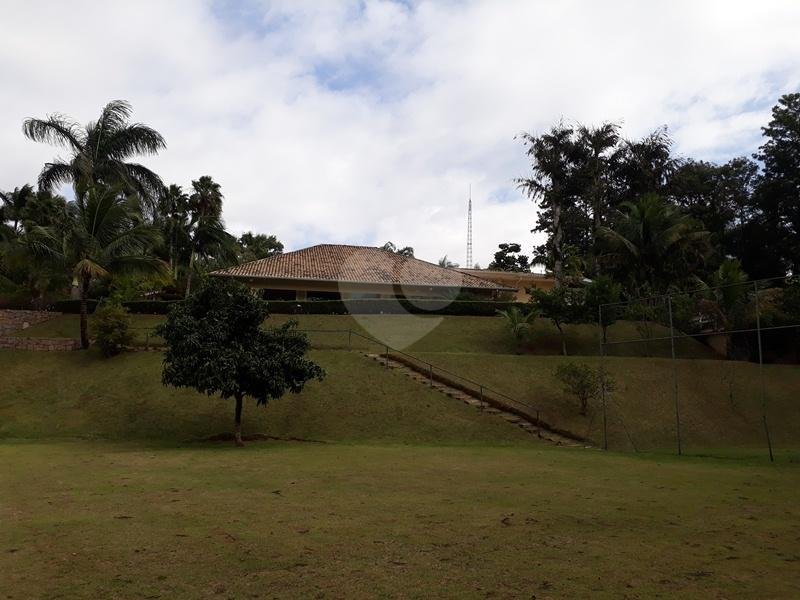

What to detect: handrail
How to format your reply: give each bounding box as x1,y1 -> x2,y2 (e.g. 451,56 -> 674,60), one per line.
299,327 -> 542,415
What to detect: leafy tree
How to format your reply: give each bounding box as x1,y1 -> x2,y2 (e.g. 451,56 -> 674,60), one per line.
669,157 -> 758,266
585,275 -> 622,343
381,241 -> 414,257
92,301 -> 134,357
157,278 -> 325,446
22,100 -> 166,207
530,287 -> 587,356
496,306 -> 536,351
752,92 -> 800,275
598,194 -> 710,294
27,184 -> 164,349
553,362 -> 615,416
487,243 -> 530,272
517,124 -> 583,286
239,232 -> 284,262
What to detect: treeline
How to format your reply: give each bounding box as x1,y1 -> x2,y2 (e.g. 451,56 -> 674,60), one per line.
0,101 -> 283,314
505,93 -> 800,293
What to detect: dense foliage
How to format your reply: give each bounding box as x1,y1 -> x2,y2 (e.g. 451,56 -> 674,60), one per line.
156,278 -> 324,445
92,302 -> 134,357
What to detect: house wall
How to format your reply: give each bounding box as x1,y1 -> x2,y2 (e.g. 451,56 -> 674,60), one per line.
459,270 -> 555,302
234,277 -> 497,301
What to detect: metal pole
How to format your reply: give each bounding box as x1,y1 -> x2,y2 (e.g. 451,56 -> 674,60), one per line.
754,282 -> 775,462
385,345 -> 389,369
479,385 -> 484,407
348,329 -> 352,349
667,296 -> 682,456
429,364 -> 433,387
599,305 -> 608,451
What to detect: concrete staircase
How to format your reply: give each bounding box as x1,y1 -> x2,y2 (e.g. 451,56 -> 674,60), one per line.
363,352 -> 588,447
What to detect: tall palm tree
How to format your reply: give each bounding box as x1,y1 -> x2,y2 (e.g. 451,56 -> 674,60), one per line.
28,185 -> 165,349
577,123 -> 620,275
156,184 -> 191,279
184,176 -> 234,296
598,194 -> 710,294
22,100 -> 166,207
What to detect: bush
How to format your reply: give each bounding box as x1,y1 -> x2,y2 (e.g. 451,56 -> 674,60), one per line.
92,302 -> 134,357
553,362 -> 615,415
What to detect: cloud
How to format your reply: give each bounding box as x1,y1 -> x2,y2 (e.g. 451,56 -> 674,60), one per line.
1,0 -> 798,266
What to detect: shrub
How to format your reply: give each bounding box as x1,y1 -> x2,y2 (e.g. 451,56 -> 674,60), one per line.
553,362 -> 615,415
92,302 -> 134,357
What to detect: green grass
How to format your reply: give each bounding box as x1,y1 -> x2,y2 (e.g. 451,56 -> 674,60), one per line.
0,348 -> 534,445
415,352 -> 800,456
2,441 -> 799,599
18,312 -> 719,358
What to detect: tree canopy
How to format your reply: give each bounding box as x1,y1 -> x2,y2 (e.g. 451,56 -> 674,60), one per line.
157,278 -> 325,445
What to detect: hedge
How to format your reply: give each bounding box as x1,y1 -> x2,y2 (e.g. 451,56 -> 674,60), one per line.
49,299 -> 172,315
46,298 -> 526,316
264,299 -> 528,316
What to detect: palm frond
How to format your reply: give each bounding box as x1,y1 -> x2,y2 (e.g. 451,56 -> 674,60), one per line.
22,115 -> 84,151
38,161 -> 75,191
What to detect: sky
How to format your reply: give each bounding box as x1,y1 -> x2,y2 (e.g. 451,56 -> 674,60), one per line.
1,0 -> 799,267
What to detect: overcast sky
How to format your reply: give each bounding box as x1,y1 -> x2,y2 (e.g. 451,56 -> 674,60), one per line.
2,0 -> 799,266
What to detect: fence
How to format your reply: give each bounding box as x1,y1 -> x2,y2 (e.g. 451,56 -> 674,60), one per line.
598,276 -> 800,461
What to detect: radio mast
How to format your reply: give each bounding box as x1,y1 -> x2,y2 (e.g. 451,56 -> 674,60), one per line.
466,185 -> 473,269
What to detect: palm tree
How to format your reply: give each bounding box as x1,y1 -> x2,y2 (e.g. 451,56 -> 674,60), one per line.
156,184 -> 191,279
576,123 -> 620,275
28,185 -> 165,349
184,176 -> 234,296
598,194 -> 710,294
438,255 -> 459,268
496,306 -> 537,351
22,100 -> 166,207
0,185 -> 36,233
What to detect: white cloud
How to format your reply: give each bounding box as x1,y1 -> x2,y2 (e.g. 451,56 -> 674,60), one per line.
1,0 -> 798,266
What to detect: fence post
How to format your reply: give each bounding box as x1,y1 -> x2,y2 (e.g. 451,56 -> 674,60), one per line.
385,345 -> 389,369
348,329 -> 352,350
429,364 -> 433,387
598,304 -> 608,451
667,295 -> 682,456
479,385 -> 484,407
754,281 -> 775,462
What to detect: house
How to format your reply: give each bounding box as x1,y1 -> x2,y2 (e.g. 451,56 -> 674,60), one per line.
211,244 -> 514,300
456,269 -> 555,302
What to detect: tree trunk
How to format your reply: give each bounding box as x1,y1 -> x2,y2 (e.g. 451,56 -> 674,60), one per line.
556,322 -> 567,356
79,275 -> 90,350
234,394 -> 244,447
185,251 -> 195,297
552,202 -> 564,288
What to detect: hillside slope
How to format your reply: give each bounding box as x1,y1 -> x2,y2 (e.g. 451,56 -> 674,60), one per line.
0,348 -> 536,445
415,352 -> 800,454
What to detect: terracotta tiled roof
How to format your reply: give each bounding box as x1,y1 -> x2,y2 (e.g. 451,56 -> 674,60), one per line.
212,244 -> 512,290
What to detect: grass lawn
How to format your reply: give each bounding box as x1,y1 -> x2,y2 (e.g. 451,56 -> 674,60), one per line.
2,441 -> 799,599
0,348 -> 534,446
415,352 -> 800,457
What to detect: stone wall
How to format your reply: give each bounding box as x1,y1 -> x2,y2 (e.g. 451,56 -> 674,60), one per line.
0,309 -> 59,336
0,337 -> 81,351
0,309 -> 79,351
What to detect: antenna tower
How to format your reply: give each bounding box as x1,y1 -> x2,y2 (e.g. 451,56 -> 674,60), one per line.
466,185 -> 473,269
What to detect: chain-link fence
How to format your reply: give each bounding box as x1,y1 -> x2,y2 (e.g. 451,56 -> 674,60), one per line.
599,277 -> 800,460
